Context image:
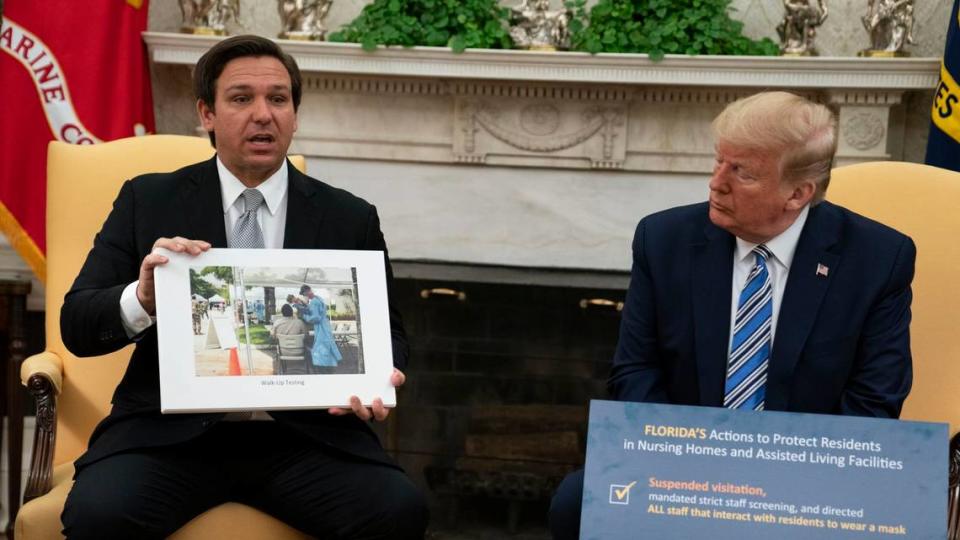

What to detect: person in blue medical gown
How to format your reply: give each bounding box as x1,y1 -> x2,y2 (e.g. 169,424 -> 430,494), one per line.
299,284 -> 342,370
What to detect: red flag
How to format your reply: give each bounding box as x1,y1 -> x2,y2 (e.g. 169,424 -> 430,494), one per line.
0,0 -> 155,281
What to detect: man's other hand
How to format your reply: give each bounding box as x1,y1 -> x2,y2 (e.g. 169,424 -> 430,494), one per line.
137,237 -> 211,315
329,368 -> 405,422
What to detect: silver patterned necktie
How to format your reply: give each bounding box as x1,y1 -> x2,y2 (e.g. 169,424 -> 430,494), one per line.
724,244 -> 773,411
232,188 -> 265,249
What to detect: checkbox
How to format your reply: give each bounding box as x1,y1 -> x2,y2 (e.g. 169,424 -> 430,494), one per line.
609,481 -> 636,505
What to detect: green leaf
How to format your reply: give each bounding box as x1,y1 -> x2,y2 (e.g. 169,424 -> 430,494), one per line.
484,20 -> 502,34
449,35 -> 467,53
586,36 -> 602,53
601,28 -> 617,44
425,30 -> 447,46
381,25 -> 399,41
361,36 -> 378,51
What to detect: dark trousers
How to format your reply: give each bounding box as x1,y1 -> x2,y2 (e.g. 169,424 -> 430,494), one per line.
548,469 -> 584,540
62,422 -> 428,540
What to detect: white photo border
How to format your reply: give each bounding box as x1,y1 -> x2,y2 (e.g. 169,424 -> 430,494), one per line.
154,248 -> 396,413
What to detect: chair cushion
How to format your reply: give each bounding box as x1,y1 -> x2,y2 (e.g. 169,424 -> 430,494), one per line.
171,503 -> 312,540
829,162 -> 960,435
14,463 -> 75,540
15,464 -> 312,540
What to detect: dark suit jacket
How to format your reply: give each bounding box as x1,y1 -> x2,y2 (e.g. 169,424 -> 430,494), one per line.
609,201 -> 914,418
61,157 -> 409,470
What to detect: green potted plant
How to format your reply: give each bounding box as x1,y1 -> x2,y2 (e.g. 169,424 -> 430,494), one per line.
566,0 -> 778,60
328,0 -> 513,52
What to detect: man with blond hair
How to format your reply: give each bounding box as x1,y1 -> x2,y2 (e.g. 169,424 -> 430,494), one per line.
548,91 -> 915,539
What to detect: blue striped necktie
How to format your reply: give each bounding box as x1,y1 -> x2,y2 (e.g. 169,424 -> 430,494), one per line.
724,244 -> 773,410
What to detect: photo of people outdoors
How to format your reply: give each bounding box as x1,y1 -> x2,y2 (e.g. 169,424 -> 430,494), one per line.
189,265 -> 364,377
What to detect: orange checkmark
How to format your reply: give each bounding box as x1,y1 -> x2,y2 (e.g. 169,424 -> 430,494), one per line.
614,481 -> 637,500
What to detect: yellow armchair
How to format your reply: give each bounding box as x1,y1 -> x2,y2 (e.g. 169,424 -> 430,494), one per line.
16,135 -> 310,540
828,161 -> 960,539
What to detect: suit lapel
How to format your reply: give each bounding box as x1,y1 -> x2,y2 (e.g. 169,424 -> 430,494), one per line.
692,221 -> 736,407
283,160 -> 325,249
182,157 -> 228,247
766,203 -> 841,410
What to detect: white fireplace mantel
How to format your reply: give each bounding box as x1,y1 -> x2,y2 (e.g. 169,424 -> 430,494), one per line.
143,32 -> 941,276
145,32 -> 939,172
144,32 -> 938,90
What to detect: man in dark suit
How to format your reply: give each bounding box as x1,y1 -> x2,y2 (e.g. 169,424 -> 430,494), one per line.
548,91 -> 915,539
60,35 -> 427,539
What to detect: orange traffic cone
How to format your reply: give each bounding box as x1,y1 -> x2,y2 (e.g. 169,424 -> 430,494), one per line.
228,347 -> 242,376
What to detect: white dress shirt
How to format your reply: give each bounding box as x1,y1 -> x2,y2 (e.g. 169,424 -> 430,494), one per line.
727,204 -> 809,352
218,158 -> 288,250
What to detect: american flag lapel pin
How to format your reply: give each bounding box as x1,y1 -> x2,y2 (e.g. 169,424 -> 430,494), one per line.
816,263 -> 829,277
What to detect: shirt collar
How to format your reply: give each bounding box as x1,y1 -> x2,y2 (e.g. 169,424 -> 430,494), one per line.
734,204 -> 810,269
217,157 -> 288,216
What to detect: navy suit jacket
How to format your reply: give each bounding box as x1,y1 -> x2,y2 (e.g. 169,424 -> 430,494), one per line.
61,157 -> 409,470
609,201 -> 914,417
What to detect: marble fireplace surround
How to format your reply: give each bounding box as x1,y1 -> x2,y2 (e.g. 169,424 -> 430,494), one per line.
144,33 -> 939,285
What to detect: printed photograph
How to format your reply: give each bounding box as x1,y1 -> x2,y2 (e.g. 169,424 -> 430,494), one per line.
189,265 -> 364,377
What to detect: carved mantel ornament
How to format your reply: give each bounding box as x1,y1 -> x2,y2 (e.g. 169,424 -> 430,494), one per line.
179,0 -> 240,36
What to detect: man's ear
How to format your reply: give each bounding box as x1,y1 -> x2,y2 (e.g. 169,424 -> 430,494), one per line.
197,99 -> 215,131
785,179 -> 816,210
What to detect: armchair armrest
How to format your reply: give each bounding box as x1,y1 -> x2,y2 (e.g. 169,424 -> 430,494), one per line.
21,350 -> 63,393
20,351 -> 63,502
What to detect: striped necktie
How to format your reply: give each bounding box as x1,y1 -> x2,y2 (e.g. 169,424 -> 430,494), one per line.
724,244 -> 773,411
232,188 -> 265,249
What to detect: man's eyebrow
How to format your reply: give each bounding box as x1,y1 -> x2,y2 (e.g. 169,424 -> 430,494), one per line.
222,84 -> 291,92
714,147 -> 760,168
720,153 -> 756,168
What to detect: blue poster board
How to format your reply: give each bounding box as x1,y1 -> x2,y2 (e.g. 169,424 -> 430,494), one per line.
581,400 -> 947,539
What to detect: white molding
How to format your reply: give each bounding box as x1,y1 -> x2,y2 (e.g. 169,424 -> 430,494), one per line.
143,32 -> 940,90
